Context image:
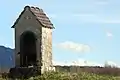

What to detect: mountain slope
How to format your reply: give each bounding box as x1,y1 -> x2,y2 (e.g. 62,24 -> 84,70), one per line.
0,46 -> 14,73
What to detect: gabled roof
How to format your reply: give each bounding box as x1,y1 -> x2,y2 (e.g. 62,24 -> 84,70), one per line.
12,6 -> 54,29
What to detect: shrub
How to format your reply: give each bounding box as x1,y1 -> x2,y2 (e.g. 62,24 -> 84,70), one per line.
29,71 -> 120,80
0,71 -> 120,80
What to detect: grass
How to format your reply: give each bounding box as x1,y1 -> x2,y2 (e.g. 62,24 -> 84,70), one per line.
1,71 -> 120,80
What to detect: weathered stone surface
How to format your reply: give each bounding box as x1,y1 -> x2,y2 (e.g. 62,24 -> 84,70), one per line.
41,27 -> 52,73
12,6 -> 53,74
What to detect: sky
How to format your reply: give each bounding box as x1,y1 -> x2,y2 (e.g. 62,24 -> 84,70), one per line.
0,0 -> 120,67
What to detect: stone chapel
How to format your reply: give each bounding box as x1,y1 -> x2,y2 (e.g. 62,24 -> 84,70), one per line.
11,6 -> 54,74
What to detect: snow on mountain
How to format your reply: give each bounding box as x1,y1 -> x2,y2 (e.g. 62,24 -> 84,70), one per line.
53,59 -> 120,68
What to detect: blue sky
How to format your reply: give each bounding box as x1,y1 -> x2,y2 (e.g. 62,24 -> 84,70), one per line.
0,0 -> 120,66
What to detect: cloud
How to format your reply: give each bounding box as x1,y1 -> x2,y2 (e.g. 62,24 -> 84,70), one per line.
72,13 -> 120,24
94,19 -> 120,24
106,31 -> 113,37
71,59 -> 103,67
36,1 -> 120,24
55,41 -> 91,53
94,1 -> 109,5
103,20 -> 120,24
73,14 -> 95,17
53,59 -> 103,67
42,13 -> 120,24
53,59 -> 120,68
105,61 -> 120,68
46,14 -> 57,19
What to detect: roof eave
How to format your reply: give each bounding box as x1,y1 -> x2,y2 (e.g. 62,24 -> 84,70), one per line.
11,7 -> 28,28
29,7 -> 55,29
11,6 -> 55,29
42,25 -> 55,29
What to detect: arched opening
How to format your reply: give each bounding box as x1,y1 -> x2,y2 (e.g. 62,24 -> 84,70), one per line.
20,31 -> 37,67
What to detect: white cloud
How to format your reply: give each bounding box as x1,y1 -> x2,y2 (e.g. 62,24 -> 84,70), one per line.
47,14 -> 57,19
75,59 -> 103,67
55,41 -> 91,53
103,20 -> 120,24
94,18 -> 120,24
72,13 -> 120,24
104,61 -> 120,68
96,19 -> 119,24
52,60 -> 65,66
73,14 -> 95,17
94,1 -> 109,5
43,13 -> 120,24
106,31 -> 113,37
53,59 -> 120,68
53,59 -> 103,67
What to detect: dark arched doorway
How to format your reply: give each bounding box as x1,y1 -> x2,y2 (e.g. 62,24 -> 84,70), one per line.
20,31 -> 37,67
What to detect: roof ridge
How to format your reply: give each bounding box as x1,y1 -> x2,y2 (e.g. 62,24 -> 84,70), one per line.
29,6 -> 54,29
12,6 -> 55,29
24,6 -> 30,9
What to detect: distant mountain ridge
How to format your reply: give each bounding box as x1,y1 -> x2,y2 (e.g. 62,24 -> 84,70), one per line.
0,45 -> 119,73
0,46 -> 15,73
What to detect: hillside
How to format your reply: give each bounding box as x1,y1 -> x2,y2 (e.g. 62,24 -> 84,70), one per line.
0,46 -> 14,73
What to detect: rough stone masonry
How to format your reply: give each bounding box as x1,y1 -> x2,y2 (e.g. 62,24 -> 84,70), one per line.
41,27 -> 53,73
11,6 -> 55,74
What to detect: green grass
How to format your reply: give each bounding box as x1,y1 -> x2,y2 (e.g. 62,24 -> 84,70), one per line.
1,71 -> 120,80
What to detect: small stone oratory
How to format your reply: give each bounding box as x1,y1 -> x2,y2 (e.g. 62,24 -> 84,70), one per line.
11,6 -> 54,73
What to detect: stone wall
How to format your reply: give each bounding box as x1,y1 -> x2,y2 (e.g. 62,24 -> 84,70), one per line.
41,27 -> 52,73
14,7 -> 42,66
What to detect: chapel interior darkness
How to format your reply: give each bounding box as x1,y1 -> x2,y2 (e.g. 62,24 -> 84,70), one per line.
20,31 -> 37,67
